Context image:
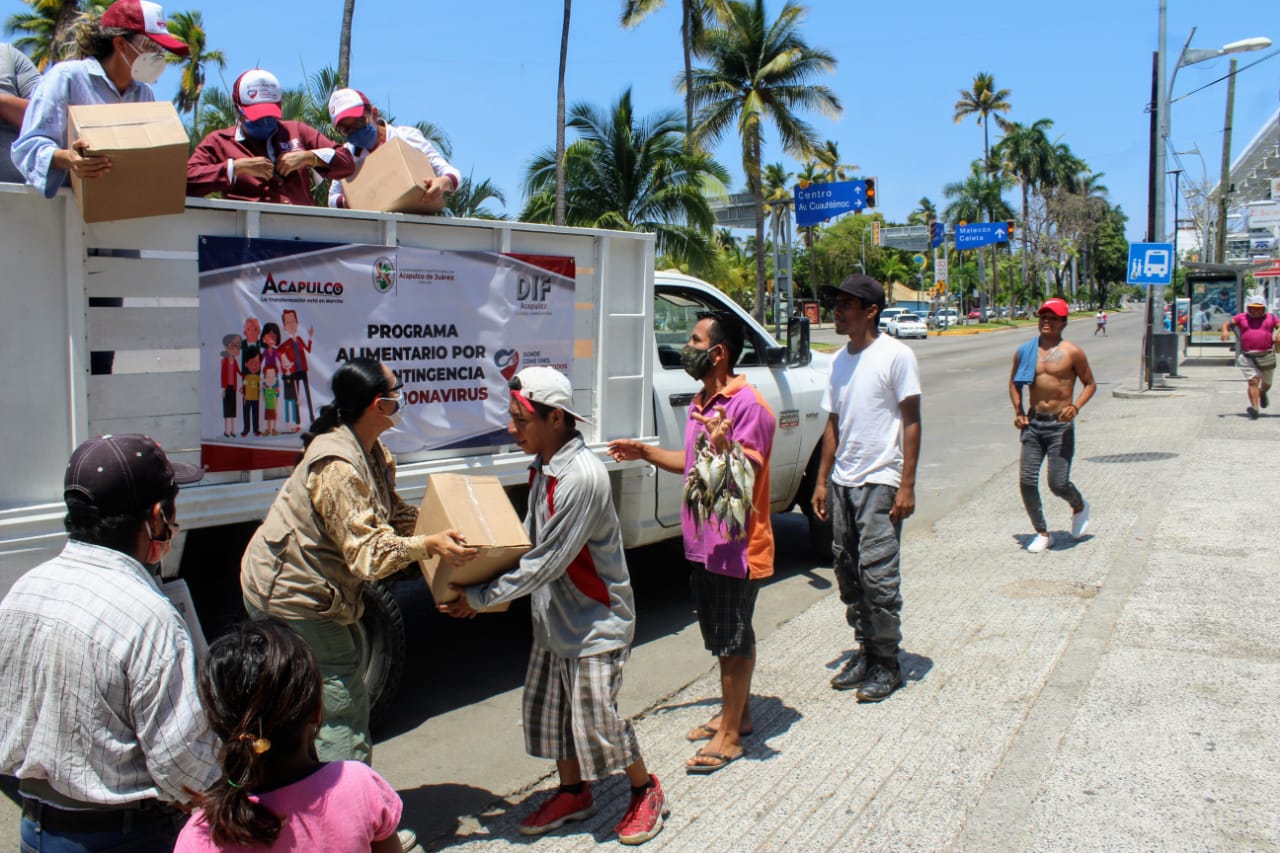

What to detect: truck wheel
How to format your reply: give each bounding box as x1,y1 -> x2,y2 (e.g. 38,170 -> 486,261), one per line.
355,581 -> 406,729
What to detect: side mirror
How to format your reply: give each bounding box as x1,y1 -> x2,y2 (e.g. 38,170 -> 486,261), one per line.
786,314 -> 811,367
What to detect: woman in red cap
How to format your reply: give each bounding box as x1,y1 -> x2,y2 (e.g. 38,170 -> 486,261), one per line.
11,0 -> 187,197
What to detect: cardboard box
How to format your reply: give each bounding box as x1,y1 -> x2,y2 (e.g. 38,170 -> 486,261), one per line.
67,102 -> 189,223
415,473 -> 531,612
341,135 -> 444,214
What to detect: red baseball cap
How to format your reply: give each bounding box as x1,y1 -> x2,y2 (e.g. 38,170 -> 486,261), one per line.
233,69 -> 283,121
328,88 -> 371,125
1038,298 -> 1069,317
102,0 -> 188,56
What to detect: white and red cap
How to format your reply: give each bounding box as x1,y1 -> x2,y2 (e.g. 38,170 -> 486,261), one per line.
510,367 -> 592,424
328,88 -> 371,125
102,0 -> 188,55
233,69 -> 283,121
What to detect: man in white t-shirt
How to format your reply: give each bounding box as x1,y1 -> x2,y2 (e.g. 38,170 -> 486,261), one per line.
812,274 -> 922,702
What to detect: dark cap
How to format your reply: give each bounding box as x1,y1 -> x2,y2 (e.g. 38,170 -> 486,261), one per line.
65,434 -> 201,514
821,274 -> 886,309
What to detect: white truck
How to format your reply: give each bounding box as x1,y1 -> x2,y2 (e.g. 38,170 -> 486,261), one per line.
0,184 -> 831,719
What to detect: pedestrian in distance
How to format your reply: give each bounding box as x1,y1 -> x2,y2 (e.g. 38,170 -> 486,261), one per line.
0,433 -> 219,852
812,274 -> 922,702
1095,309 -> 1107,336
240,357 -> 476,765
1008,298 -> 1096,553
440,366 -> 667,845
175,619 -> 407,853
609,308 -> 775,774
1219,292 -> 1279,420
326,87 -> 461,210
186,69 -> 355,206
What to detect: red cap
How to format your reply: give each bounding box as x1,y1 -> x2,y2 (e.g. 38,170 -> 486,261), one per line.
233,69 -> 283,121
328,88 -> 371,125
102,0 -> 188,56
1038,298 -> 1069,317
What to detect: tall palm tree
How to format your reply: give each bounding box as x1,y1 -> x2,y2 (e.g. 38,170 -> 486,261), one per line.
522,88 -> 729,270
5,0 -> 108,70
992,118 -> 1054,291
164,11 -> 224,137
906,196 -> 937,226
621,0 -> 730,151
814,139 -> 856,182
944,161 -> 1013,309
337,0 -> 355,86
689,0 -> 840,320
555,0 -> 571,226
952,71 -> 1012,178
448,173 -> 508,220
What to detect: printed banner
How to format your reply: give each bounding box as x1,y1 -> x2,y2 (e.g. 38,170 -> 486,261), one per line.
198,236 -> 575,472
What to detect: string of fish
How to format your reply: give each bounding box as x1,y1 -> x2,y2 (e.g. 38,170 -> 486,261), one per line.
682,430 -> 756,540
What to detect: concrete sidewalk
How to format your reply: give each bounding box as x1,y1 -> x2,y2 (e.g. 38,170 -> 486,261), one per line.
431,359 -> 1280,851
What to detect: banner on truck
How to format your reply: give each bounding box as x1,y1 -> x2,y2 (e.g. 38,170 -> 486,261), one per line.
198,236 -> 575,472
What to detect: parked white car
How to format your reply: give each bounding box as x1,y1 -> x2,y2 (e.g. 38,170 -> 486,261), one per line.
930,308 -> 961,328
888,312 -> 928,339
878,306 -> 909,332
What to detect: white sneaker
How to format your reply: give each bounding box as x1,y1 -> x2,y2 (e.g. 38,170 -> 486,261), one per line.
1027,532 -> 1053,553
397,828 -> 419,851
1071,501 -> 1090,539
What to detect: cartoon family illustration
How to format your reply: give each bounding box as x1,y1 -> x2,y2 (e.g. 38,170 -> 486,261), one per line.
218,309 -> 316,439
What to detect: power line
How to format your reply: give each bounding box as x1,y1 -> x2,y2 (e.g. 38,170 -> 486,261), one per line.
1170,47 -> 1280,105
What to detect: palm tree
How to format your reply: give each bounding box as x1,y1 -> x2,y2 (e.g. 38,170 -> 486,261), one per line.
448,173 -> 508,220
5,0 -> 108,70
195,86 -> 236,140
944,161 -> 1013,310
164,11 -> 224,137
992,118 -> 1054,292
555,0 -> 572,226
337,0 -> 355,86
689,0 -> 840,320
952,71 -> 1012,178
906,196 -> 937,226
814,139 -> 856,182
521,87 -> 730,270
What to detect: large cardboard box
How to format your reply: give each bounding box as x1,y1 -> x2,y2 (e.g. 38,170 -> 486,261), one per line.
415,473 -> 531,612
340,136 -> 443,214
67,102 -> 189,223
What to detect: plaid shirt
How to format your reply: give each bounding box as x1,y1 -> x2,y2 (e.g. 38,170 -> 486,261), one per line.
0,541 -> 219,806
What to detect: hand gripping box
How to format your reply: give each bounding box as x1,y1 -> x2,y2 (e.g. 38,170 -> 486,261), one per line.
415,473 -> 531,613
67,101 -> 189,223
340,135 -> 444,214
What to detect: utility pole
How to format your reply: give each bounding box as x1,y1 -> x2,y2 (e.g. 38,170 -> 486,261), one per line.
1214,58 -> 1237,264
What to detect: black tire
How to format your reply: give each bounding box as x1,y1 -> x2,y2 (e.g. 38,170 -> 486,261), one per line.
355,581 -> 406,729
796,448 -> 835,564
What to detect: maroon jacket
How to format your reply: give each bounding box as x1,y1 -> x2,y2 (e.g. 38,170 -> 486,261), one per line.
186,120 -> 356,206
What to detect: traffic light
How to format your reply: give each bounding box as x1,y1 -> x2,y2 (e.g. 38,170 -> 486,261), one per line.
864,177 -> 877,208
1006,219 -> 1016,239
872,220 -> 881,246
929,220 -> 943,248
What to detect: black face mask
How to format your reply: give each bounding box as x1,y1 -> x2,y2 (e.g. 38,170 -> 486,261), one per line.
681,344 -> 716,380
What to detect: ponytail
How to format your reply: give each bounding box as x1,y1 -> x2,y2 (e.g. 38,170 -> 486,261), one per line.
193,735 -> 280,846
300,357 -> 391,450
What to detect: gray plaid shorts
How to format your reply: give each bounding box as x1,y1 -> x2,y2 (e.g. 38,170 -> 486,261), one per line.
689,561 -> 760,657
522,644 -> 641,780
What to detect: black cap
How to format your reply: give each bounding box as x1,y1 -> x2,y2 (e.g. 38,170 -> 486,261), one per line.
821,274 -> 885,309
65,434 -> 202,514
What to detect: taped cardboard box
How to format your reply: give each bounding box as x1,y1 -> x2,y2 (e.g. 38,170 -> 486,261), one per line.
341,136 -> 443,214
67,102 -> 189,223
416,473 -> 530,613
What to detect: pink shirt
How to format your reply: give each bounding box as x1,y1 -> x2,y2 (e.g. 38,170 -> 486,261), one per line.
1233,312 -> 1278,352
175,761 -> 401,852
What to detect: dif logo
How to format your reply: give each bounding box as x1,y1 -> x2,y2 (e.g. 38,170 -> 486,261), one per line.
517,273 -> 552,302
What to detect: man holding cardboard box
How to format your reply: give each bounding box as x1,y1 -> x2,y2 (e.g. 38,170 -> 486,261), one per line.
11,0 -> 186,197
326,87 -> 460,214
440,367 -> 668,846
186,69 -> 355,206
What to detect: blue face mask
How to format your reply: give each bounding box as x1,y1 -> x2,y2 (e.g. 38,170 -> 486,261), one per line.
347,122 -> 378,151
242,116 -> 279,141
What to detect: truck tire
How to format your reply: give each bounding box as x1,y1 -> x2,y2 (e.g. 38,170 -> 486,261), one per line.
356,581 -> 406,729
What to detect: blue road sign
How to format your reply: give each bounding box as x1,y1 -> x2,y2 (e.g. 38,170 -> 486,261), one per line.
954,222 -> 1010,249
794,180 -> 866,226
1126,242 -> 1174,286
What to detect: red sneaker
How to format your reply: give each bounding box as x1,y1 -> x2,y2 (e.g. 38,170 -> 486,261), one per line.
615,775 -> 667,845
517,786 -> 596,836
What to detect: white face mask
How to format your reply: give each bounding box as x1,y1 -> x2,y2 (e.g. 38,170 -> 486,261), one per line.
387,410 -> 404,429
128,42 -> 167,85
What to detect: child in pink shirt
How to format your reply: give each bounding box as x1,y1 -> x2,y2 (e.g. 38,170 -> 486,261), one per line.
175,620 -> 405,852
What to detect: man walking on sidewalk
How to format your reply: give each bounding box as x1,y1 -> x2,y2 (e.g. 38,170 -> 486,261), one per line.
610,309 -> 775,772
812,275 -> 922,702
1009,298 -> 1097,553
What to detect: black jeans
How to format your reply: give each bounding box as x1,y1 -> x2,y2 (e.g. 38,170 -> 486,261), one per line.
1019,416 -> 1084,533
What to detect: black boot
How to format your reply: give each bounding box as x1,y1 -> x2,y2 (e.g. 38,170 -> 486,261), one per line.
830,650 -> 871,691
855,658 -> 903,702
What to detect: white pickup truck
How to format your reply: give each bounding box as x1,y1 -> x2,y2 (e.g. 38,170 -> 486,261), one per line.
0,184 -> 831,719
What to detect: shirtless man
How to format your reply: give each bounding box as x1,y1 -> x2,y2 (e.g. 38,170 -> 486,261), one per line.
1008,298 -> 1096,553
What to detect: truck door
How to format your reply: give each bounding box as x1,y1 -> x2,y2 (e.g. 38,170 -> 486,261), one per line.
651,286 -> 805,528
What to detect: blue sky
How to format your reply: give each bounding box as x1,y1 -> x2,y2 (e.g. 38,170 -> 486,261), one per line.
5,0 -> 1277,241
